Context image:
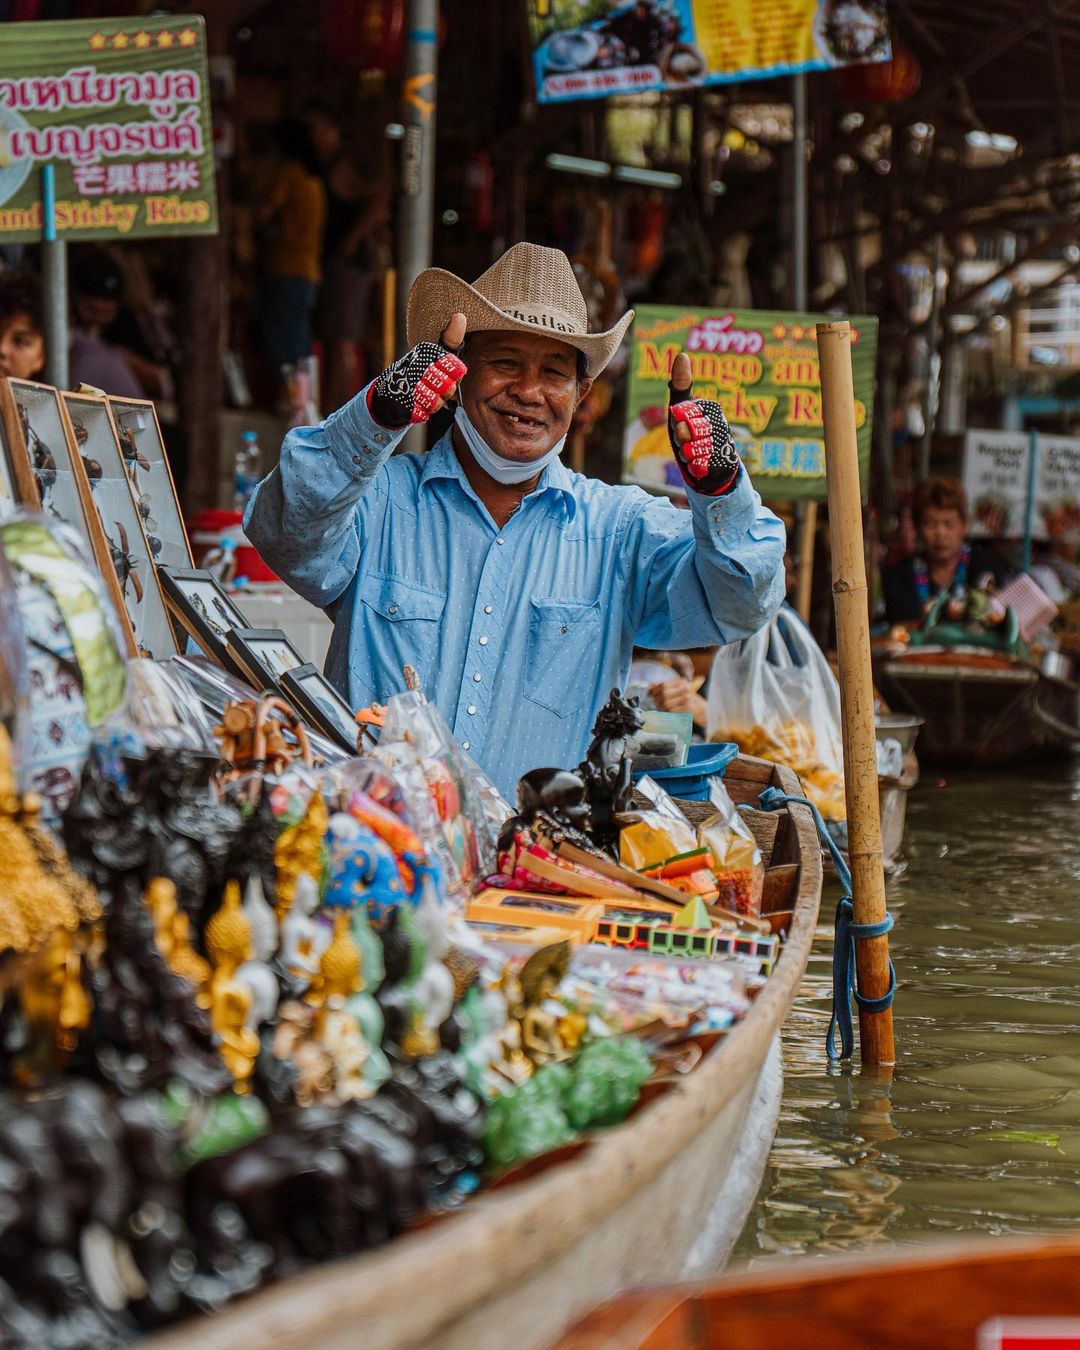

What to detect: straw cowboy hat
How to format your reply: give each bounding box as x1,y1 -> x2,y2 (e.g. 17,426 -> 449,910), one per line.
406,242 -> 634,379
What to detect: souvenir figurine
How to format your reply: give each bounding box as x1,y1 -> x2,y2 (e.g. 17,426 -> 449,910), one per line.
577,689 -> 644,853
273,787 -> 329,920
517,941 -> 572,1066
243,874 -> 278,963
500,767 -> 594,853
203,881 -> 262,1093
82,875 -> 230,1098
272,1000 -> 334,1107
279,871 -> 330,980
144,876 -> 212,1004
325,810 -> 407,928
16,926 -> 92,1080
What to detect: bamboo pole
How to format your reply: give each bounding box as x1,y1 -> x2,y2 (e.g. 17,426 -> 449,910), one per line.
795,499 -> 817,623
816,320 -> 896,1067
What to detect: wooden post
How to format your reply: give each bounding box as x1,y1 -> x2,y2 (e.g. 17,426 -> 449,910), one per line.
382,268 -> 397,368
795,499 -> 817,623
816,320 -> 896,1067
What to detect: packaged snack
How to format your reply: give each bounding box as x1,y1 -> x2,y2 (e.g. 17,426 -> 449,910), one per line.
697,779 -> 764,918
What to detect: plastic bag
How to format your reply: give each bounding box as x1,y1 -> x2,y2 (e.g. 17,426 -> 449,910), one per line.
706,607 -> 846,822
619,774 -> 697,871
697,778 -> 763,918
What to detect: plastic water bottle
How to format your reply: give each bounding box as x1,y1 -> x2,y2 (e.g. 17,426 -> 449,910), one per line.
233,430 -> 260,512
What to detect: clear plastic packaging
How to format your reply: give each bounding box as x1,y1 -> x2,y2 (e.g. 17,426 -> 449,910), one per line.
707,607 -> 846,822
697,778 -> 764,918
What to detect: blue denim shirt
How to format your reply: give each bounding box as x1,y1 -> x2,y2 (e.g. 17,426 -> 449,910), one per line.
245,386 -> 785,798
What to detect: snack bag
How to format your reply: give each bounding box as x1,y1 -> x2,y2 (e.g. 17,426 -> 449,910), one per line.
707,607 -> 846,822
619,774 -> 698,871
698,779 -> 763,917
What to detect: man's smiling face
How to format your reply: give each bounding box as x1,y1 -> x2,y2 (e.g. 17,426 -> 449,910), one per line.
459,330 -> 591,463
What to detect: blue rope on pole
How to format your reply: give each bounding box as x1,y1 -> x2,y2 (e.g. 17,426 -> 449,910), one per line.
757,785 -> 896,1062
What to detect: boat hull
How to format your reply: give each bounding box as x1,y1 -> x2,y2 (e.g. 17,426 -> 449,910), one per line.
876,654 -> 1080,764
149,759 -> 821,1350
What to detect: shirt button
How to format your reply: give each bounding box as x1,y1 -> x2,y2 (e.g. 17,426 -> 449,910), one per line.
388,604 -> 398,615
473,672 -> 482,682
478,636 -> 489,646
484,605 -> 493,615
352,454 -> 363,465
467,705 -> 477,715
462,741 -> 470,751
496,537 -> 505,546
560,625 -> 568,634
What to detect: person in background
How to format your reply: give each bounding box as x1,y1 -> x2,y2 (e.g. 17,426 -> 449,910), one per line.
881,475 -> 1009,628
0,270 -> 45,381
68,249 -> 146,397
258,118 -> 326,391
305,101 -> 390,414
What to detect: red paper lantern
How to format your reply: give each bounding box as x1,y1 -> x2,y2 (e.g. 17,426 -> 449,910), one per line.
836,44 -> 922,104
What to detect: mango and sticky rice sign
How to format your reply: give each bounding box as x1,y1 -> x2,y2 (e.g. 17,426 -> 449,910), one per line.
528,0 -> 889,104
624,305 -> 878,502
0,16 -> 216,242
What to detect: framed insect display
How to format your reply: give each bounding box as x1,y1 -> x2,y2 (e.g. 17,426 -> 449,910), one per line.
224,626 -> 307,693
0,381 -> 40,505
0,379 -> 138,654
158,566 -> 251,673
58,390 -> 176,659
106,396 -> 192,570
279,662 -> 361,753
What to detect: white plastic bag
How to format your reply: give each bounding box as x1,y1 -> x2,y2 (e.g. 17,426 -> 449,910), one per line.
706,607 -> 846,822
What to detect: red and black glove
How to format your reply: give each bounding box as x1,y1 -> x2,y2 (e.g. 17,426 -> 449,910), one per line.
367,339 -> 467,429
667,377 -> 741,495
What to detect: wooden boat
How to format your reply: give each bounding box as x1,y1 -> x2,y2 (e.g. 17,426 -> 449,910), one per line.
557,1233 -> 1080,1349
875,647 -> 1080,765
150,756 -> 822,1350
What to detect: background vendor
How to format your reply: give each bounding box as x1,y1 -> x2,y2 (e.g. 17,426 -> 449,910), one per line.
246,242 -> 786,797
881,475 -> 1010,628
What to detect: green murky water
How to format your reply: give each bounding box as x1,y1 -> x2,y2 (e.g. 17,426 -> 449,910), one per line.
734,761 -> 1080,1261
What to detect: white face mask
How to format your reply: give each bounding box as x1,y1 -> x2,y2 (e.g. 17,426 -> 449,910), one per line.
454,404 -> 567,486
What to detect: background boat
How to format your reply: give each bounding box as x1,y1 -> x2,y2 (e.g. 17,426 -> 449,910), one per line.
876,648 -> 1080,764
149,756 -> 822,1350
557,1233 -> 1080,1349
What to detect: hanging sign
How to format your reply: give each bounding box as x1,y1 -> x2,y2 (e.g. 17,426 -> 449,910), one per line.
965,432 -> 1080,543
1034,435 -> 1080,542
528,0 -> 890,105
0,16 -> 217,242
623,305 -> 878,503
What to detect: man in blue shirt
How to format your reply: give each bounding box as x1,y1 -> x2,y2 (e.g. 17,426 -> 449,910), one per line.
246,242 -> 785,797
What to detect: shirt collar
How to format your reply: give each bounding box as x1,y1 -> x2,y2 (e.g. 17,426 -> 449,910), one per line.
420,428 -> 578,520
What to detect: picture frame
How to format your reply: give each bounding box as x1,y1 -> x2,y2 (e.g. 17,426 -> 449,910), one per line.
58,389 -> 177,659
0,379 -> 41,505
279,662 -> 361,754
224,626 -> 307,693
0,379 -> 139,656
105,395 -> 193,570
158,566 -> 251,673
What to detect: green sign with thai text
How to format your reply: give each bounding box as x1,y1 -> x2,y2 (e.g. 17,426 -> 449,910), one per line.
623,305 -> 877,502
0,15 -> 216,242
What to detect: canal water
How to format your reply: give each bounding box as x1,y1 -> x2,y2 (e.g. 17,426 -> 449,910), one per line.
734,759 -> 1080,1262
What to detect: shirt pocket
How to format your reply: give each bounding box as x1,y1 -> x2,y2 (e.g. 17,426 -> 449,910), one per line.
358,572 -> 447,693
523,598 -> 602,718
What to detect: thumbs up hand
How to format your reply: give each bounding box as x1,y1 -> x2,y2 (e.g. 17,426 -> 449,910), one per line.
667,352 -> 741,494
368,312 -> 468,428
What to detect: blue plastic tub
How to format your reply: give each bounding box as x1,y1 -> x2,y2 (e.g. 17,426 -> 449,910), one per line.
632,741 -> 739,801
